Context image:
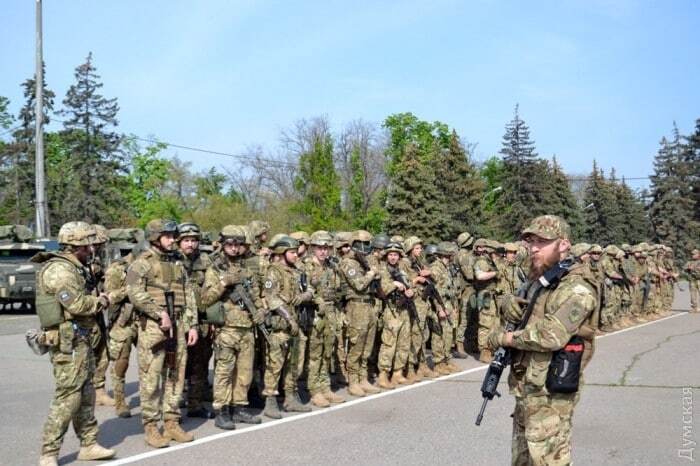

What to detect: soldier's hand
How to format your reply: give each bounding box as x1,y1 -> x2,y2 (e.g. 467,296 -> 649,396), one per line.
159,311 -> 172,332
97,293 -> 110,309
259,247 -> 272,256
499,295 -> 527,324
252,309 -> 266,325
420,268 -> 431,277
438,308 -> 447,320
393,281 -> 406,291
414,276 -> 427,285
292,291 -> 313,306
405,288 -> 415,298
289,319 -> 300,336
187,328 -> 198,346
486,327 -> 506,351
221,271 -> 241,287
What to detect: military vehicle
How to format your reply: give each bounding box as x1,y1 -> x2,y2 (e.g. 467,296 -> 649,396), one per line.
0,225 -> 45,311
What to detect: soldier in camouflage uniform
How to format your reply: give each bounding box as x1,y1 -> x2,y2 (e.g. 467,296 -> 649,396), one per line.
177,223 -> 215,419
487,216 -> 600,466
104,233 -> 142,418
501,242 -> 527,295
338,230 -> 383,396
376,241 -> 414,389
34,222 -> 115,466
600,245 -> 624,332
473,238 -> 501,363
661,246 -> 678,314
201,225 -> 264,429
685,248 -> 700,313
261,236 -> 313,418
302,231 -> 346,407
289,231 -> 311,380
330,231 -> 352,386
630,243 -> 649,322
127,219 -> 199,448
248,220 -> 271,256
454,232 -> 475,358
429,242 -> 460,375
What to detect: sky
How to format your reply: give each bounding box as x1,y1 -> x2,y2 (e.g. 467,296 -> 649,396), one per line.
2,0 -> 699,190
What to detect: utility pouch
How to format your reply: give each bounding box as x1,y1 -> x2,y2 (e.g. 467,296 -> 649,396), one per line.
546,335 -> 584,394
205,302 -> 226,326
36,292 -> 64,329
58,321 -> 75,354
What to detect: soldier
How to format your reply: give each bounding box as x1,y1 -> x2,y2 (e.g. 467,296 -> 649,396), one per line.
454,232 -> 476,358
429,242 -> 460,375
127,219 -> 199,448
261,236 -> 313,418
248,220 -> 271,256
302,231 -> 346,407
501,242 -> 527,295
600,245 -> 624,332
201,225 -> 264,429
631,243 -> 650,322
331,231 -> 352,386
487,215 -> 599,466
684,248 -> 700,313
472,238 -> 501,363
177,222 -> 215,419
104,232 -> 142,418
376,241 -> 413,389
290,231 -> 310,261
338,230 -> 383,396
34,221 -> 115,466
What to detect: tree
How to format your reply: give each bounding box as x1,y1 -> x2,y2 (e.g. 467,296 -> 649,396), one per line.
545,157 -> 584,241
494,105 -> 550,238
383,112 -> 450,174
648,125 -> 699,264
292,132 -> 343,231
582,161 -> 621,244
385,143 -> 447,242
613,178 -> 649,244
0,96 -> 13,130
435,130 -> 485,239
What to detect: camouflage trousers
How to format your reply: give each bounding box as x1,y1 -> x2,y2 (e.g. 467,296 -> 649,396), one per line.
431,305 -> 456,365
378,305 -> 410,373
600,283 -> 620,326
263,330 -> 297,396
212,326 -> 254,410
345,300 -> 378,383
137,318 -> 187,425
329,307 -> 348,377
511,392 -> 578,466
108,320 -> 139,404
307,305 -> 335,395
187,326 -> 213,410
662,281 -> 674,311
690,279 -> 699,312
42,337 -> 98,456
91,326 -> 109,390
409,300 -> 430,366
477,291 -> 498,351
456,287 -> 475,343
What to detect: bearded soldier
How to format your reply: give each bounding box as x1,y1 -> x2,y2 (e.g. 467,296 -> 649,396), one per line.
487,215 -> 600,466
127,219 -> 199,448
261,236 -> 313,418
34,222 -> 115,466
302,231 -> 346,407
177,222 -> 215,419
200,225 -> 264,429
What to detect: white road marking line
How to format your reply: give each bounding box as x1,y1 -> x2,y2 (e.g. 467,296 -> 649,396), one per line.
0,315 -> 36,321
102,311 -> 690,465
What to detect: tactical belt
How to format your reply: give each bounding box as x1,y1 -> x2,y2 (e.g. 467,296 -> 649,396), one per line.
348,297 -> 375,305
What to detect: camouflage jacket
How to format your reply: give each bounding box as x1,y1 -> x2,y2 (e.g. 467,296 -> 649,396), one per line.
473,253 -> 498,292
103,257 -> 135,326
302,256 -> 339,310
339,252 -> 377,301
684,260 -> 700,280
430,259 -> 457,309
508,263 -> 600,397
263,260 -> 304,317
126,246 -> 197,330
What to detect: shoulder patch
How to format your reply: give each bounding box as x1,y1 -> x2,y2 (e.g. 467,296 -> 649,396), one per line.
57,289 -> 76,305
571,284 -> 592,295
264,280 -> 273,289
348,268 -> 356,277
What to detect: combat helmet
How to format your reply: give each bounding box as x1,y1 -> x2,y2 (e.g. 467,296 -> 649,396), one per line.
270,235 -> 299,255
351,230 -> 373,255
92,224 -> 108,245
145,219 -> 178,243
424,244 -> 438,257
290,231 -> 310,245
310,231 -> 333,247
219,225 -> 248,245
248,220 -> 270,238
58,221 -> 96,246
334,231 -> 352,249
371,233 -> 390,251
435,241 -> 456,256
177,222 -> 201,241
457,231 -> 475,248
384,242 -> 404,256
403,236 -> 422,255
570,243 -> 592,259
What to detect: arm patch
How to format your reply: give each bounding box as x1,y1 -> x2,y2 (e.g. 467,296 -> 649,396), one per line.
57,289 -> 77,305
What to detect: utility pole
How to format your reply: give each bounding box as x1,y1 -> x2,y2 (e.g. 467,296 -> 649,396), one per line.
34,0 -> 49,237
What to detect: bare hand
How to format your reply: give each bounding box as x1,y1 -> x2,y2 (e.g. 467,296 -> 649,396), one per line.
187,328 -> 198,346
420,269 -> 431,277
393,281 -> 406,291
405,289 -> 414,298
159,311 -> 172,332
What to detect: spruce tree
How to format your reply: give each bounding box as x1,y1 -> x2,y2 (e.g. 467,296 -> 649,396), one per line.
545,157 -> 584,241
292,133 -> 343,231
57,52 -> 127,228
648,125 -> 699,263
582,161 -> 620,244
613,177 -> 649,244
686,119 -> 700,226
435,130 -> 485,238
385,143 -> 447,242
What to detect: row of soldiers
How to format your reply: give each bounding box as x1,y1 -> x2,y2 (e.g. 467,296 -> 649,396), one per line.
30,218 -> 696,465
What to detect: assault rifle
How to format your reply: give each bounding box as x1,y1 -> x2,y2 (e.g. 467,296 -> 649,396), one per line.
388,266 -> 419,323
164,290 -> 178,381
356,252 -> 385,300
475,258 -> 572,426
410,258 -> 450,334
298,272 -> 316,333
229,279 -> 272,346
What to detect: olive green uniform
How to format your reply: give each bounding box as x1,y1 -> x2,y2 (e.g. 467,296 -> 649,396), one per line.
429,259 -> 457,366
377,263 -> 411,373
473,254 -> 499,351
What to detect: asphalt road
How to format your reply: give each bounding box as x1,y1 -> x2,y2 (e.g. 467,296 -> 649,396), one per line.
1,285 -> 697,466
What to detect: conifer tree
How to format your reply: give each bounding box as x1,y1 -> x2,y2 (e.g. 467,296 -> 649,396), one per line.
545,157 -> 584,241
582,161 -> 620,244
613,177 -> 649,244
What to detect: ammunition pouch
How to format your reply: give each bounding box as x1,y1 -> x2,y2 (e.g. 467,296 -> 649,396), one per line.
35,292 -> 65,329
477,291 -> 492,311
204,302 -> 226,326
546,335 -> 584,394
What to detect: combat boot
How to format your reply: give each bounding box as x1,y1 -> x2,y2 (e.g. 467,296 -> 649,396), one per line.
453,342 -> 468,359
377,371 -> 395,390
95,388 -> 115,407
324,390 -> 346,404
144,422 -> 169,448
360,379 -> 381,394
479,350 -> 493,364
392,370 -> 408,385
38,455 -> 58,466
214,408 -> 236,430
230,405 -> 262,424
283,392 -> 312,412
446,360 -> 460,373
113,392 -> 131,419
436,362 -> 451,376
418,363 -> 437,379
263,396 -> 283,419
347,383 -> 366,397
163,419 -> 194,443
310,392 -> 331,408
404,366 -> 418,384
77,443 -> 115,461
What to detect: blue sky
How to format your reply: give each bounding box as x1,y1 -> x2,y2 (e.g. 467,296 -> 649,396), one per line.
2,0 -> 699,189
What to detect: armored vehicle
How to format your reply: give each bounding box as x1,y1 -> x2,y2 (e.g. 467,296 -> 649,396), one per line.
0,225 -> 45,310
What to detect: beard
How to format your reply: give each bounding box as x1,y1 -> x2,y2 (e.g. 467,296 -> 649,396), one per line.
528,242 -> 562,279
